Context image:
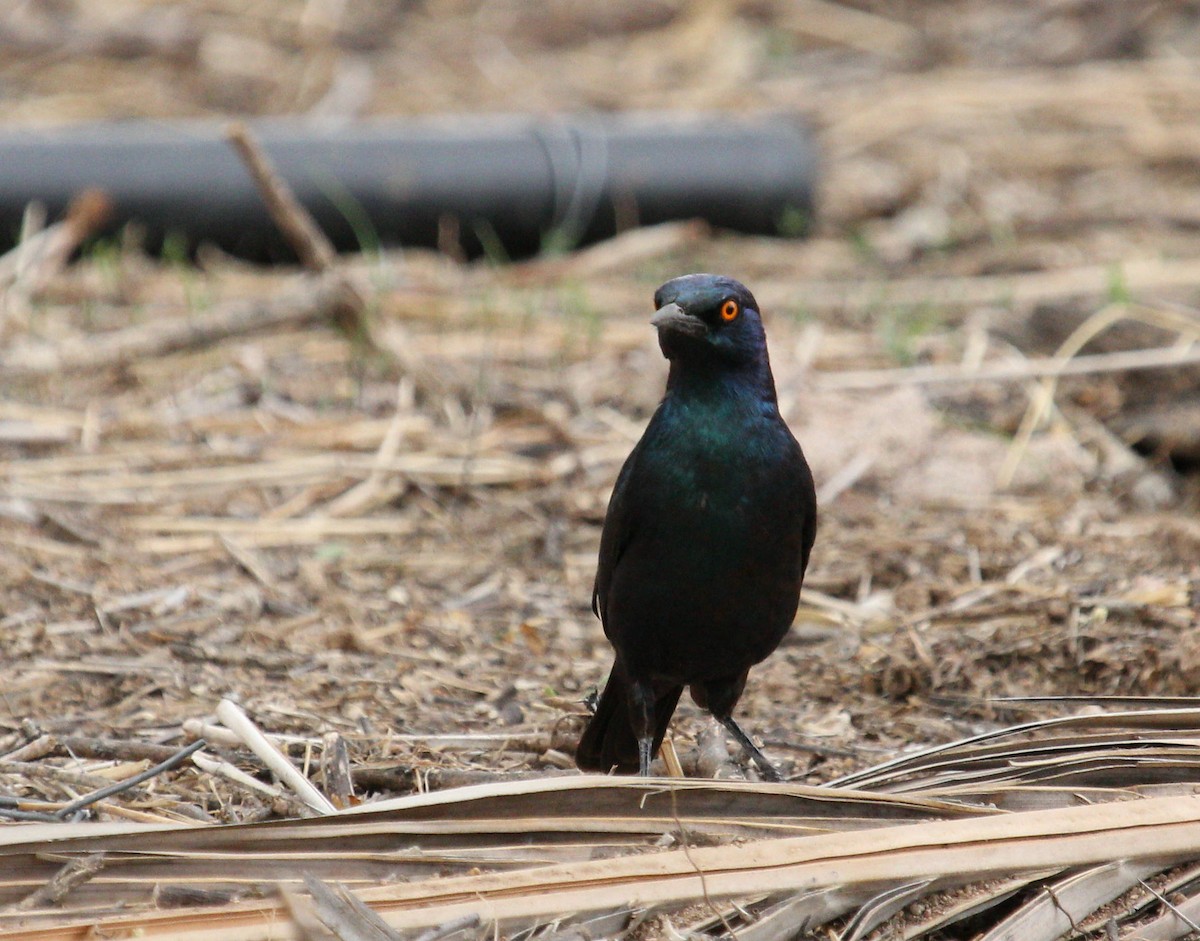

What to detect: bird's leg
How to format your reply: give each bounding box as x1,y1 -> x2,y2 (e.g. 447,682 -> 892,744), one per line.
637,738 -> 654,777
720,715 -> 783,782
627,679 -> 657,777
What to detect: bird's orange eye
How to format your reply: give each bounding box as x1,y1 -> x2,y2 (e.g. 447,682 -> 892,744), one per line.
720,299 -> 739,321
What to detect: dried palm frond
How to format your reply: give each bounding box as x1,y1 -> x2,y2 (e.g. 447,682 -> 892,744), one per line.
7,707 -> 1200,940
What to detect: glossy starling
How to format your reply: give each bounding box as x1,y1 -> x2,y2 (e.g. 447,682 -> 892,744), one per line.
576,274 -> 817,780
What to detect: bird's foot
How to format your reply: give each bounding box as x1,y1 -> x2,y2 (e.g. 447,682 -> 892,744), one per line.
753,759 -> 784,783
720,715 -> 784,782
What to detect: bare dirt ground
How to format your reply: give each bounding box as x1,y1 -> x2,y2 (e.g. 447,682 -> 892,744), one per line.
2,0 -> 1200,829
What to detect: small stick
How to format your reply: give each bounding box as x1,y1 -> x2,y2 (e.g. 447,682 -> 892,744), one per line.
303,874 -> 404,941
999,302 -> 1200,488
191,749 -> 285,801
225,123 -> 336,273
220,533 -> 284,593
660,737 -> 684,778
0,189 -> 114,293
1139,879 -> 1200,934
352,766 -> 562,794
216,699 -> 337,815
817,342 -> 1200,391
0,759 -> 130,795
1,277 -> 354,377
321,732 -> 355,809
0,734 -> 56,763
14,201 -> 46,275
53,739 -> 206,819
0,806 -> 61,822
192,750 -> 312,820
58,736 -> 190,764
224,121 -> 376,351
12,853 -> 106,912
319,380 -> 412,518
183,718 -> 318,749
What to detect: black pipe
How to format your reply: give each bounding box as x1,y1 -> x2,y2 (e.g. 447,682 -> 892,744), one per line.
0,114 -> 817,262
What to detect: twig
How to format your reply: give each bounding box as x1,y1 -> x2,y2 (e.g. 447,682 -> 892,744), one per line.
0,276 -> 356,377
816,341 -> 1200,391
190,749 -> 285,801
0,806 -> 61,822
0,758 -> 148,798
660,737 -> 684,778
1138,878 -> 1200,934
225,123 -> 336,273
0,189 -> 114,293
13,201 -> 46,279
319,379 -> 412,518
183,718 -> 319,749
321,732 -> 355,809
351,767 -> 559,794
5,451 -> 549,502
1000,302 -> 1200,487
1041,883 -> 1081,935
747,256 -> 1200,314
11,853 -> 107,912
53,739 -> 206,819
4,734 -> 194,763
667,782 -> 739,941
220,534 -> 285,594
190,747 -> 311,818
303,874 -> 404,941
216,699 -> 337,815
0,734 -> 56,763
225,122 -> 374,348
58,736 -> 195,764
0,420 -> 74,446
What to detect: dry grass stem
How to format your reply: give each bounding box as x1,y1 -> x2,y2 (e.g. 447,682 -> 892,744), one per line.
215,700 -> 336,815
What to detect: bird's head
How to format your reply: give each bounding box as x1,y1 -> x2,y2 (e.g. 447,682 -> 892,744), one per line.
651,273 -> 768,372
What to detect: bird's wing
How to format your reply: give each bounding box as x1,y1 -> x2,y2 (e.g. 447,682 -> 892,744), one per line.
591,439 -> 644,623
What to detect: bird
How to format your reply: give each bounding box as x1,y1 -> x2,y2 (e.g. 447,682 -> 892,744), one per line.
575,273 -> 817,780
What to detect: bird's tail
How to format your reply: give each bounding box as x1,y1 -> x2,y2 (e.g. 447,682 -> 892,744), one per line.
575,666 -> 683,774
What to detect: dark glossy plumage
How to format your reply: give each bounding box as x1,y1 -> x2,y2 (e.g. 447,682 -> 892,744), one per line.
576,274 -> 817,779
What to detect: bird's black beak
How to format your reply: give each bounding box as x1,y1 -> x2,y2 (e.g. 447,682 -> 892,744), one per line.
651,302 -> 708,339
